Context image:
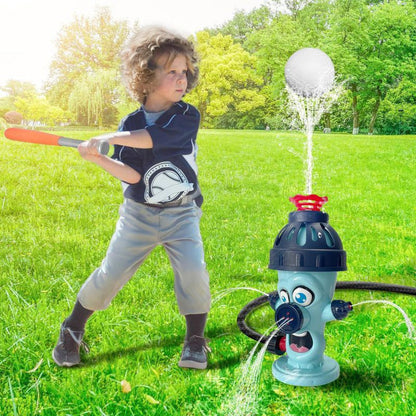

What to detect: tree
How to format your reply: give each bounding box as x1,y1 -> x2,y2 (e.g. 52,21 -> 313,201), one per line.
362,2 -> 416,134
0,80 -> 67,126
46,7 -> 131,113
324,0 -> 416,134
244,13 -> 316,129
376,77 -> 416,134
318,0 -> 369,133
211,6 -> 273,45
277,0 -> 313,19
4,111 -> 23,124
186,32 -> 266,128
0,80 -> 37,106
68,69 -> 119,127
15,94 -> 67,126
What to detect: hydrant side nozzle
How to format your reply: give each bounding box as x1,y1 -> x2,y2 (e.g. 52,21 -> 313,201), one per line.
331,300 -> 353,320
267,334 -> 286,355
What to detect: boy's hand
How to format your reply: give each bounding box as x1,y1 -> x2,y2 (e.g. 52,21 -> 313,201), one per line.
77,137 -> 141,184
78,138 -> 108,160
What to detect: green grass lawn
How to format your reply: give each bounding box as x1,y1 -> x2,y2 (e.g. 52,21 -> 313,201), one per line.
1,129 -> 415,415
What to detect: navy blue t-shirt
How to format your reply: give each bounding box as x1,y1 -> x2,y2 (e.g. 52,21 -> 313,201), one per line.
112,101 -> 202,206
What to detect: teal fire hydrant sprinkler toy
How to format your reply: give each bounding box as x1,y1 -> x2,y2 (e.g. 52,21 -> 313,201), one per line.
268,194 -> 352,386
236,48 -> 416,389
236,194 -> 416,387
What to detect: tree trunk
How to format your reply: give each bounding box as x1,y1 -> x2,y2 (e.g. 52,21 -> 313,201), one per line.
198,102 -> 208,128
368,89 -> 382,135
351,84 -> 359,135
323,113 -> 331,133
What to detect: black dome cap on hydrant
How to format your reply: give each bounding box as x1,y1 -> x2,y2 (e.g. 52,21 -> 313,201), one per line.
269,195 -> 347,272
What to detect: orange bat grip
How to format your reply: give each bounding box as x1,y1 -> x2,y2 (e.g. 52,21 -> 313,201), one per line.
4,128 -> 61,146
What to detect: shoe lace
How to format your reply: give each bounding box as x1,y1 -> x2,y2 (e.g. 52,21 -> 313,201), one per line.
64,327 -> 90,354
187,336 -> 211,353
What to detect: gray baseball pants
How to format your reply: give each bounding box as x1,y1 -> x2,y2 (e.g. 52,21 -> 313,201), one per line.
77,198 -> 211,315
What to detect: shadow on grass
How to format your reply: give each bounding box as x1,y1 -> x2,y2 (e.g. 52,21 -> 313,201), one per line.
79,322 -> 247,369
331,366 -> 398,391
80,334 -> 184,367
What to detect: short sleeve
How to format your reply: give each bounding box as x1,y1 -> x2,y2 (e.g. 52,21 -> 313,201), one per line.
146,106 -> 200,159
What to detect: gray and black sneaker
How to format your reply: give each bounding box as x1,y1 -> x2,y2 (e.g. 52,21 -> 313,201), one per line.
178,335 -> 211,370
52,320 -> 89,367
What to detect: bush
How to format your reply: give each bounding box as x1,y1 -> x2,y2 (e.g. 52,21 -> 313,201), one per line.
4,111 -> 23,124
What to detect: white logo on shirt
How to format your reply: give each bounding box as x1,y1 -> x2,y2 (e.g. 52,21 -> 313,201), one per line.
144,162 -> 194,204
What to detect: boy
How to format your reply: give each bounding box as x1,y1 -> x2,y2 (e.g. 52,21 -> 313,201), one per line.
53,26 -> 211,370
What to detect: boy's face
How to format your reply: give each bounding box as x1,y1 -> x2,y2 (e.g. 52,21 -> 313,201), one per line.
146,53 -> 188,110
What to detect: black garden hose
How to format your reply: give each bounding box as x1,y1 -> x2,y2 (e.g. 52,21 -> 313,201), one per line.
237,281 -> 416,355
335,281 -> 416,295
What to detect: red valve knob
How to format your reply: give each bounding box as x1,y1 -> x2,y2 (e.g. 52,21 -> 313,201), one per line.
290,194 -> 328,211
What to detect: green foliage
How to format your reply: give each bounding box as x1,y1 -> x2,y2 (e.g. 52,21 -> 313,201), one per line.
323,0 -> 416,133
0,129 -> 415,415
114,86 -> 140,122
186,32 -> 266,128
46,6 -> 132,119
210,5 -> 273,44
0,80 -> 37,104
244,14 -> 312,129
15,94 -> 68,126
68,69 -> 120,127
376,77 -> 416,134
0,81 -> 68,127
1,1 -> 416,131
241,0 -> 416,133
0,107 -> 11,118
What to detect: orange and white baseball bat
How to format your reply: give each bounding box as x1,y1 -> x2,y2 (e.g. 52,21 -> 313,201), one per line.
4,128 -> 110,155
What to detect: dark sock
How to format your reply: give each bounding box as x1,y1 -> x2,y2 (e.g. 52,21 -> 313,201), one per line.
65,300 -> 94,332
185,313 -> 207,341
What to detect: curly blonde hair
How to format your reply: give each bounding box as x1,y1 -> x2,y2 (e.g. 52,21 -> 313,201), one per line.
120,26 -> 199,104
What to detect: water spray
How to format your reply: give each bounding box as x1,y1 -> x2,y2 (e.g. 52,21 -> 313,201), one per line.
285,48 -> 340,194
236,195 -> 416,389
234,48 -> 415,392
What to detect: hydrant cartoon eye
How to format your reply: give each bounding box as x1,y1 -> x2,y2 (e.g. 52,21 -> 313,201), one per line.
293,286 -> 314,306
279,290 -> 290,303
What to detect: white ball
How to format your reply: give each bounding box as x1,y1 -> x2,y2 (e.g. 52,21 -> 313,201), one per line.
284,48 -> 335,97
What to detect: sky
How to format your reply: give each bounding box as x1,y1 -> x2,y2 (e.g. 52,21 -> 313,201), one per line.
0,0 -> 266,91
